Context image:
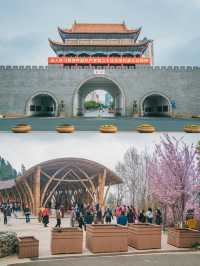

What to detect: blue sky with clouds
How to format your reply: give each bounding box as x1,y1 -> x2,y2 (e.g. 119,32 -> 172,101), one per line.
0,0 -> 200,65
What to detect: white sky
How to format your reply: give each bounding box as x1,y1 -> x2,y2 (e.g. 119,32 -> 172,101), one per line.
1,0 -> 200,65
0,132 -> 199,172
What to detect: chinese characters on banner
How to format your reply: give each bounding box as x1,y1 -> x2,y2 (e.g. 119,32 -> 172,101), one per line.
48,56 -> 151,65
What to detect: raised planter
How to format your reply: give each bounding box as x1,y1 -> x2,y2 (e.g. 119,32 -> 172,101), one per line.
167,227 -> 200,248
18,236 -> 39,258
11,124 -> 32,133
86,224 -> 128,253
56,124 -> 75,133
192,115 -> 200,119
136,124 -> 155,133
51,227 -> 83,255
183,125 -> 200,133
128,223 -> 161,250
99,124 -> 118,133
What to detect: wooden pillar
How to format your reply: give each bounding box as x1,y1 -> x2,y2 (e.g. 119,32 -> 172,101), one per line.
98,169 -> 106,208
33,166 -> 41,216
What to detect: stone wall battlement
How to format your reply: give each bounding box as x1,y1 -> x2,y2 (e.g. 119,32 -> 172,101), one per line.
0,65 -> 200,71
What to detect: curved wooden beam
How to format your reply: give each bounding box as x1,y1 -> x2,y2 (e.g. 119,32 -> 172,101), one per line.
23,180 -> 35,212
43,169 -> 72,207
40,165 -> 70,206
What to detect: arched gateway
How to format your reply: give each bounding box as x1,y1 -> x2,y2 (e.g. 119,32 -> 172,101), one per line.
73,76 -> 125,116
0,158 -> 122,215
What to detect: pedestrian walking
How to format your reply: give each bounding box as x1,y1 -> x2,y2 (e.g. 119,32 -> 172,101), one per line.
55,207 -> 61,228
24,206 -> 31,223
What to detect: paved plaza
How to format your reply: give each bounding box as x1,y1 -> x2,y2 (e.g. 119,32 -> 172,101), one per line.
0,117 -> 199,131
0,212 -> 199,265
8,253 -> 200,266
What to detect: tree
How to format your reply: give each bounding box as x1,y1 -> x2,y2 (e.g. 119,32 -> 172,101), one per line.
84,100 -> 100,110
148,134 -> 200,227
0,156 -> 18,180
115,147 -> 150,209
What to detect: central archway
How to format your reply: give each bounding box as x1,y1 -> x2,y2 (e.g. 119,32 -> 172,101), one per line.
73,76 -> 126,117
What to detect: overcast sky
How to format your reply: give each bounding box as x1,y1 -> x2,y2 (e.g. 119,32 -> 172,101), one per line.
0,0 -> 200,65
0,132 -> 198,172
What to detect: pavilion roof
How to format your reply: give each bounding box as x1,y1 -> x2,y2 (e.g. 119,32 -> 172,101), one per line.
16,157 -> 122,186
58,22 -> 141,34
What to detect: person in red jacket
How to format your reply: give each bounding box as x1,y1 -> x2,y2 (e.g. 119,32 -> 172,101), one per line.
42,207 -> 49,227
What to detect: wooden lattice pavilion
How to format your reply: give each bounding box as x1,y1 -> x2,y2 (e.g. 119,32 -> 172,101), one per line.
0,158 -> 122,215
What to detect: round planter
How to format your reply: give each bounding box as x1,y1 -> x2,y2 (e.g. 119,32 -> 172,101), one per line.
99,124 -> 118,133
56,124 -> 75,133
192,115 -> 200,119
136,124 -> 155,133
184,125 -> 200,133
11,124 -> 32,133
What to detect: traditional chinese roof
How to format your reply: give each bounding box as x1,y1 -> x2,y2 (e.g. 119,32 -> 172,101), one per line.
58,22 -> 140,34
49,38 -> 149,47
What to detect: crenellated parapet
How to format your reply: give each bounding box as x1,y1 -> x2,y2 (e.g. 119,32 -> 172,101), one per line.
0,65 -> 200,71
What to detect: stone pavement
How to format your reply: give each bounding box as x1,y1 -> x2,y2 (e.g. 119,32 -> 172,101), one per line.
0,213 -> 198,266
7,253 -> 200,266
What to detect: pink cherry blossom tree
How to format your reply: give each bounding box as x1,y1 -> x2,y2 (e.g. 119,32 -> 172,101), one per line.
148,134 -> 200,227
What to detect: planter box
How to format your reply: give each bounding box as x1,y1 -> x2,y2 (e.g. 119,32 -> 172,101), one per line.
18,236 -> 39,258
167,228 -> 200,248
86,224 -> 128,253
128,223 -> 161,250
51,227 -> 83,255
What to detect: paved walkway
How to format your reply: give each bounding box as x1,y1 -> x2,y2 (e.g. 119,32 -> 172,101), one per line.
0,117 -> 199,131
0,213 -> 196,265
7,253 -> 200,266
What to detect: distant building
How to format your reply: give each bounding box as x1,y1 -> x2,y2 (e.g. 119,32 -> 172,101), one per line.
105,93 -> 113,106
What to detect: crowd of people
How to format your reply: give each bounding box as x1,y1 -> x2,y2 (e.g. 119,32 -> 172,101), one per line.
0,202 -> 162,229
69,204 -> 162,229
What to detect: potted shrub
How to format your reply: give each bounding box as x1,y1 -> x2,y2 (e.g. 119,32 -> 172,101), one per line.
11,124 -> 32,133
136,124 -> 155,133
51,227 -> 83,255
56,124 -> 75,133
99,124 -> 118,133
128,223 -> 161,249
18,236 -> 39,258
184,125 -> 200,133
86,224 -> 128,253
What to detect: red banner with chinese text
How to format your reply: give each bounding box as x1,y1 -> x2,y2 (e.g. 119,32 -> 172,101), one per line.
48,56 -> 151,65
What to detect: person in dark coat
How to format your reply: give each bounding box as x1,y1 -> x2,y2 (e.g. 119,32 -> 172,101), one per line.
84,210 -> 93,230
138,210 -> 146,223
155,209 -> 162,225
24,206 -> 30,223
127,207 -> 134,223
103,208 -> 113,224
3,206 -> 7,225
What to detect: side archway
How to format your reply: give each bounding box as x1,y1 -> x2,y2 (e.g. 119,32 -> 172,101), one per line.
139,92 -> 172,117
25,92 -> 59,117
